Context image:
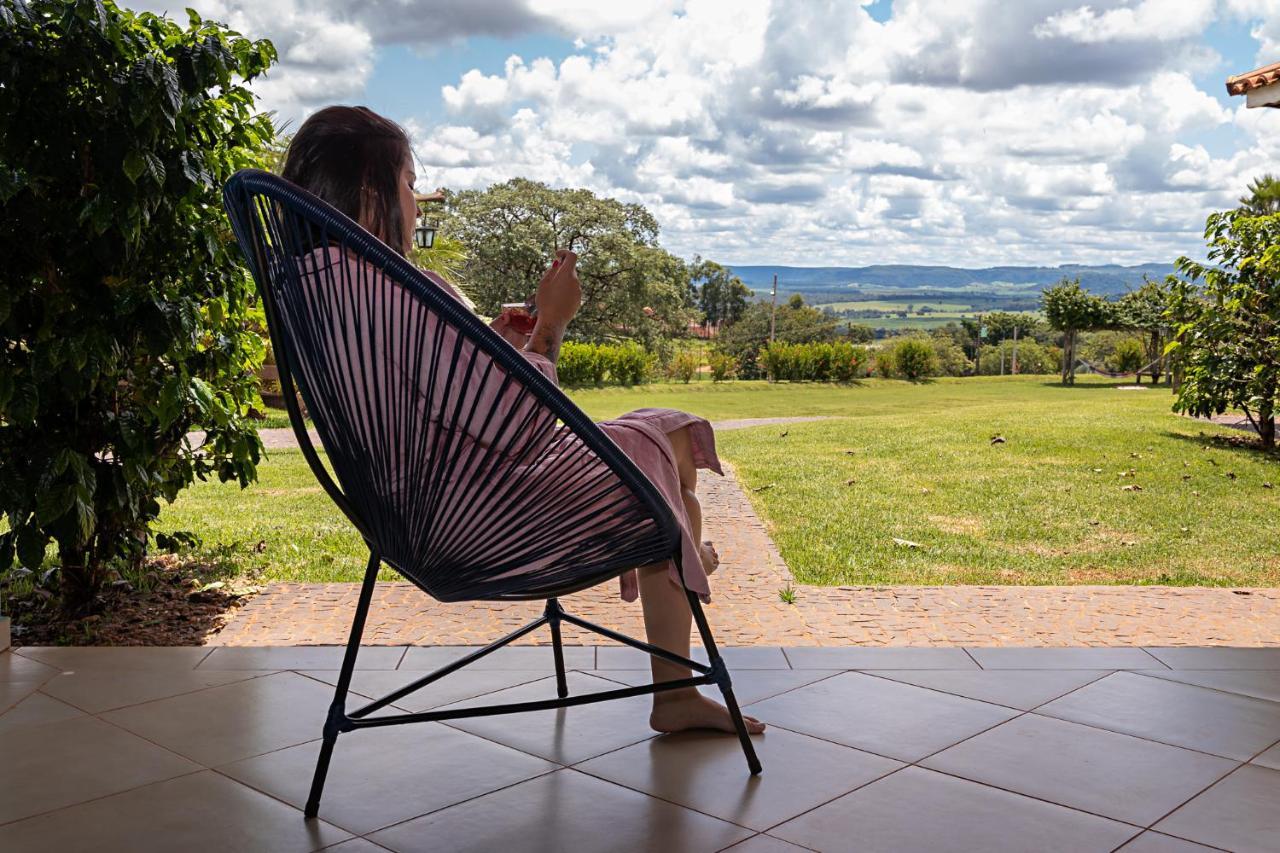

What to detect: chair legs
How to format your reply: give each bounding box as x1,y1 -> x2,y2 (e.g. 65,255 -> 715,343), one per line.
545,598 -> 570,699
305,549 -> 381,819
687,590 -> 763,775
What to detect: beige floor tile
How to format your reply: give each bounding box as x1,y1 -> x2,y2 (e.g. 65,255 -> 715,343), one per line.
1145,647 -> 1280,670
967,647 -> 1162,669
784,647 -> 976,669
399,644 -> 594,671
199,645 -> 406,670
1138,669 -> 1280,703
102,671 -> 334,765
0,679 -> 43,712
0,715 -> 200,824
1251,741 -> 1280,770
300,669 -> 548,711
746,672 -> 1017,762
222,721 -> 556,835
15,646 -> 212,670
438,671 -> 658,764
595,646 -> 790,670
722,836 -> 812,853
367,769 -> 753,853
1154,765 -> 1280,853
870,669 -> 1110,710
1117,831 -> 1221,851
0,651 -> 63,683
0,770 -> 348,852
921,713 -> 1236,825
320,839 -> 395,852
1037,672 -> 1280,760
578,726 -> 900,830
39,669 -> 267,714
598,669 -> 841,706
771,767 -> 1139,853
0,691 -> 87,733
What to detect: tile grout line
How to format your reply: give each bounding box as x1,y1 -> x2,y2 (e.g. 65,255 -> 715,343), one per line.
35,670 -> 277,717
1128,668 -> 1280,706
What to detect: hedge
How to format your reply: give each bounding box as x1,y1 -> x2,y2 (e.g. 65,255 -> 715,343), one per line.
556,342 -> 656,387
759,341 -> 869,382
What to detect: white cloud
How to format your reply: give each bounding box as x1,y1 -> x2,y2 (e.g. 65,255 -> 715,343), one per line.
121,0 -> 1279,266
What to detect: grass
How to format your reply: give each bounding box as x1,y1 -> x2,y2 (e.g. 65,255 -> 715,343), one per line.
158,376 -> 1279,586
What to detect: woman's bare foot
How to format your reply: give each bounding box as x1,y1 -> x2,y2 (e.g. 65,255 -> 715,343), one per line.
700,540 -> 720,575
650,690 -> 766,734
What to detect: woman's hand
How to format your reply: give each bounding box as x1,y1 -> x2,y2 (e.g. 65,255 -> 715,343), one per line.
490,310 -> 533,348
526,249 -> 582,364
534,249 -> 582,329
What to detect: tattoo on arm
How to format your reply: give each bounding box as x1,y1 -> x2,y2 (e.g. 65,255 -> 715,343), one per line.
526,324 -> 563,364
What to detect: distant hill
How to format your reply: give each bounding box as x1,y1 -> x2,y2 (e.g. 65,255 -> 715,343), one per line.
726,263 -> 1176,297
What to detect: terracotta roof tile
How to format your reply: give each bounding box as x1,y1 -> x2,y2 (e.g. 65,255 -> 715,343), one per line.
1226,60 -> 1280,96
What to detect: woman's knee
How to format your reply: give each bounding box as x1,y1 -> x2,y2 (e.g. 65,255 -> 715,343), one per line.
667,426 -> 698,491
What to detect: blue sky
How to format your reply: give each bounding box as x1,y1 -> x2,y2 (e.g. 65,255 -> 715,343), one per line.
134,0 -> 1280,266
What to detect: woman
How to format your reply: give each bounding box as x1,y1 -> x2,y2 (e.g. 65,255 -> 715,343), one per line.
282,105 -> 763,736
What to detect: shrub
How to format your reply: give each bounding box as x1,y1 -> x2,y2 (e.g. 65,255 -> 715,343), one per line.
1108,338 -> 1146,374
609,342 -> 655,385
708,351 -> 738,382
760,342 -> 867,382
556,342 -> 656,387
672,349 -> 701,383
893,338 -> 940,381
978,339 -> 1059,375
0,1 -> 276,614
872,346 -> 897,378
929,337 -> 970,377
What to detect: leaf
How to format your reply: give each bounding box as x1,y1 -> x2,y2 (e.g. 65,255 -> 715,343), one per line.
16,525 -> 48,569
123,150 -> 146,184
893,537 -> 924,549
35,486 -> 75,526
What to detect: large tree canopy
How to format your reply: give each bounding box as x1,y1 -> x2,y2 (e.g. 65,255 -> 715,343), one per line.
688,257 -> 752,328
0,0 -> 275,613
442,178 -> 693,345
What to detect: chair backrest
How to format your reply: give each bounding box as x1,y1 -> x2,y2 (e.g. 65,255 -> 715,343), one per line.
222,169 -> 678,602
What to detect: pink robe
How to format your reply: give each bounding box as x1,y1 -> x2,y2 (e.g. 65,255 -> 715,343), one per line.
300,248 -> 718,602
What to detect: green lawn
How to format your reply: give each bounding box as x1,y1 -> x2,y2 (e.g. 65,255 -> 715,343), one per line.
160,377 -> 1279,586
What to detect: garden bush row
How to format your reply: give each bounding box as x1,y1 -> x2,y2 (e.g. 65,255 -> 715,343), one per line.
556,342 -> 656,387
759,341 -> 869,382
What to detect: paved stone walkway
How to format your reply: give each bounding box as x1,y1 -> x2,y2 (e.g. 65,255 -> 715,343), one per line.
211,462 -> 1280,648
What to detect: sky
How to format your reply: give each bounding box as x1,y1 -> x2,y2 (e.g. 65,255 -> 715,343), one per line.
127,0 -> 1280,268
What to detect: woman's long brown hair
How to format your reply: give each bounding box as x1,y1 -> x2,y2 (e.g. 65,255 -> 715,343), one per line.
281,105 -> 412,253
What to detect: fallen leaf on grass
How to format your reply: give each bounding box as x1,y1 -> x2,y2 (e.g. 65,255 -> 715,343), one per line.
1092,468 -> 1104,473
893,537 -> 925,549
844,478 -> 857,486
779,430 -> 789,438
1226,472 -> 1237,480
1122,484 -> 1143,492
752,483 -> 774,492
990,435 -> 1006,445
1119,469 -> 1136,478
1264,482 -> 1275,490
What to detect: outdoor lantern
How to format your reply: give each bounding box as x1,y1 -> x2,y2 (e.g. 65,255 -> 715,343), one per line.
413,190 -> 446,250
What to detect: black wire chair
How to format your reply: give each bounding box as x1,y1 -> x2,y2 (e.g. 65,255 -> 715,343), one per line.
222,169 -> 762,819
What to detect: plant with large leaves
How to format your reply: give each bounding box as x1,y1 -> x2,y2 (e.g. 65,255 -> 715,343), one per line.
0,0 -> 276,614
1169,209 -> 1280,448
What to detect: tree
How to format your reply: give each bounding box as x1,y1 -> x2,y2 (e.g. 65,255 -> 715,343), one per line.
1118,278 -> 1170,384
715,296 -> 841,379
688,257 -> 752,329
1169,208 -> 1280,448
1041,278 -> 1115,385
441,178 -> 693,345
893,338 -> 940,382
1239,174 -> 1280,216
0,0 -> 275,614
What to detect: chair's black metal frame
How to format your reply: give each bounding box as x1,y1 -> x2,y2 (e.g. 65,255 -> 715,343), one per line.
222,170 -> 761,820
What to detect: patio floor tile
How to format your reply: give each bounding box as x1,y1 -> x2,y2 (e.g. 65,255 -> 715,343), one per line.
0,651 -> 62,683
576,726 -> 900,830
1137,669 -> 1280,703
0,691 -> 87,733
966,647 -> 1163,669
436,672 -> 658,764
1037,671 -> 1280,760
722,836 -> 812,852
1116,831 -> 1221,851
16,646 -> 212,670
1153,764 -> 1280,852
0,715 -> 200,825
594,646 -> 790,670
198,645 -> 406,670
366,768 -> 754,853
783,647 -> 976,669
300,669 -> 548,711
0,679 -> 44,712
321,839 -> 395,852
920,713 -> 1236,825
1251,741 -> 1280,770
596,668 -> 841,706
745,672 -> 1017,762
0,770 -> 348,852
770,766 -> 1138,853
222,722 -> 556,835
38,669 -> 267,714
399,644 -> 595,671
869,669 -> 1110,710
1144,647 -> 1280,670
102,671 -> 333,765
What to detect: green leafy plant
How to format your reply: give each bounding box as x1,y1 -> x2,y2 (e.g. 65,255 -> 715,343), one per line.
708,350 -> 738,382
671,349 -> 701,384
892,338 -> 940,382
1042,278 -> 1117,385
0,0 -> 276,614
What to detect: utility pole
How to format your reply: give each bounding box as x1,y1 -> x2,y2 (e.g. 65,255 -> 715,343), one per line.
1011,325 -> 1019,375
769,273 -> 778,344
